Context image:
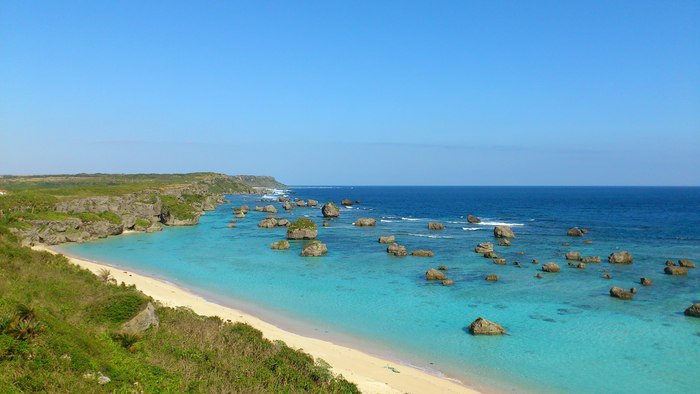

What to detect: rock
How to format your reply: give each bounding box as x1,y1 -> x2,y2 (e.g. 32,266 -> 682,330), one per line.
322,221 -> 330,227
468,317 -> 505,335
120,303 -> 159,335
641,277 -> 653,286
146,223 -> 164,233
610,286 -> 634,300
561,242 -> 571,247
684,303 -> 700,317
282,202 -> 293,211
321,202 -> 340,218
276,219 -> 290,227
97,373 -> 111,385
286,218 -> 318,240
296,200 -> 307,207
583,240 -> 593,244
608,251 -> 633,264
235,212 -> 246,219
542,263 -> 560,273
270,240 -> 290,250
603,274 -> 612,279
483,251 -> 500,259
678,259 -> 695,268
301,241 -> 328,257
442,280 -> 454,286
254,206 -> 264,212
664,266 -> 688,275
532,259 -> 539,265
581,256 -> 601,263
630,287 -> 638,294
227,223 -> 236,228
425,268 -> 447,281
354,218 -> 377,227
307,199 -> 318,207
410,250 -> 434,257
493,226 -> 515,238
262,205 -> 277,214
437,265 -> 449,270
565,251 -> 582,261
240,205 -> 249,212
387,243 -> 407,256
428,222 -> 444,230
665,260 -> 676,266
278,196 -> 290,202
258,218 -> 278,228
493,259 -> 507,265
498,239 -> 511,247
467,215 -> 481,224
567,227 -> 584,237
474,242 -> 494,254
536,273 -> 542,279
378,235 -> 395,244
341,199 -> 353,206
485,274 -> 498,281
575,262 -> 586,269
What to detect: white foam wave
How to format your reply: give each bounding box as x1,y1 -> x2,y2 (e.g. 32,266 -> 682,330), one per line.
408,233 -> 455,239
477,221 -> 525,227
401,217 -> 422,221
462,227 -> 481,231
380,219 -> 399,223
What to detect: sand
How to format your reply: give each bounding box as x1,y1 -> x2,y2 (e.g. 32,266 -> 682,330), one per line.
33,245 -> 481,394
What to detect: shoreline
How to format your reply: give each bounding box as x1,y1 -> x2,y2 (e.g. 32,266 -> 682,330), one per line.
33,244 -> 482,394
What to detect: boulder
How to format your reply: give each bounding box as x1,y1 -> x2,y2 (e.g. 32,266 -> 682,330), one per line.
387,243 -> 407,257
354,218 -> 377,227
583,240 -> 593,244
493,259 -> 507,265
270,240 -> 290,250
240,205 -> 249,212
282,202 -> 293,211
684,303 -> 700,317
531,259 -> 539,265
542,263 -> 560,273
276,219 -> 290,227
603,273 -> 612,279
428,222 -> 444,230
307,199 -> 319,207
301,241 -> 328,257
442,279 -> 454,286
561,242 -> 571,247
565,251 -> 582,261
258,218 -> 278,228
296,200 -> 307,207
425,268 -> 447,281
227,223 -> 236,228
278,196 -> 290,202
235,212 -> 246,219
254,206 -> 264,212
483,251 -> 500,259
437,265 -> 449,271
678,259 -> 695,269
262,205 -> 277,214
321,202 -> 340,218
498,239 -> 511,247
567,227 -> 584,237
493,226 -> 515,238
341,199 -> 353,206
610,286 -> 634,300
665,260 -> 676,266
474,242 -> 494,254
581,256 -> 601,263
664,266 -> 688,276
322,221 -> 330,227
608,251 -> 633,264
640,277 -> 653,286
467,215 -> 481,224
378,235 -> 395,244
485,274 -> 498,282
286,218 -> 318,240
120,303 -> 159,335
574,262 -> 586,269
468,317 -> 505,335
410,250 -> 434,257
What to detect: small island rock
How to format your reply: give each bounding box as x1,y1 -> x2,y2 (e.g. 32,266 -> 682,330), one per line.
468,317 -> 505,335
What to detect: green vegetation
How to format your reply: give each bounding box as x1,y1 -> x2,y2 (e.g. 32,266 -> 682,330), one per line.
288,218 -> 317,232
160,195 -> 198,221
134,218 -> 151,228
0,228 -> 357,392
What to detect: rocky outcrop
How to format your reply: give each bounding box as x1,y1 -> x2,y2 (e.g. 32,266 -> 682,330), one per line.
678,259 -> 695,268
258,218 -> 278,228
437,265 -> 449,270
610,286 -> 634,300
493,259 -> 507,265
565,251 -> 581,261
442,279 -> 454,286
468,317 -> 505,335
270,240 -> 290,250
354,218 -> 377,227
664,266 -> 688,275
282,202 -> 293,211
387,243 -> 407,256
608,251 -> 633,264
296,200 -> 307,207
485,274 -> 498,281
278,196 -> 290,203
567,227 -> 584,237
475,242 -> 494,254
321,202 -> 340,218
493,226 -> 515,238
425,268 -> 447,281
307,199 -> 318,207
581,256 -> 601,263
286,218 -> 318,240
684,303 -> 700,317
341,199 -> 353,206
120,303 -> 159,335
428,222 -> 444,230
542,263 -> 560,273
262,205 -> 277,214
276,219 -> 290,227
498,239 -> 511,247
410,250 -> 434,257
301,241 -> 328,257
640,278 -> 653,286
483,251 -> 500,259
378,235 -> 395,244
467,215 -> 481,224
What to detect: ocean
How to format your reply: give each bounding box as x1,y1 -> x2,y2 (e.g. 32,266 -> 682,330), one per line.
58,186 -> 700,393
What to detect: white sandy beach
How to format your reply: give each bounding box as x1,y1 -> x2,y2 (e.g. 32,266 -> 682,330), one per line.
33,244 -> 481,394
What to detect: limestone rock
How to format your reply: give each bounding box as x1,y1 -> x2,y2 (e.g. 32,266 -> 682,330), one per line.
493,259 -> 507,265
542,263 -> 560,273
301,241 -> 328,257
428,222 -> 444,230
410,250 -> 434,257
378,235 -> 395,244
307,199 -> 318,207
120,303 -> 159,335
468,317 -> 505,335
321,202 -> 340,218
354,218 -> 377,227
684,303 -> 700,317
608,251 -> 633,264
467,215 -> 481,224
610,286 -> 634,300
565,251 -> 582,261
258,218 -> 278,228
640,277 -> 653,286
341,199 -> 353,206
581,256 -> 601,263
485,274 -> 498,281
493,226 -> 515,238
475,242 -> 494,254
270,240 -> 290,250
286,218 -> 318,240
498,239 -> 511,247
678,259 -> 695,268
567,227 -> 584,237
442,280 -> 454,286
664,266 -> 688,275
425,268 -> 447,281
387,243 -> 407,257
282,202 -> 293,211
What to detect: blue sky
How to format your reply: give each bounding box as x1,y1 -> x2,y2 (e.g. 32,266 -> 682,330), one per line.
1,1 -> 698,185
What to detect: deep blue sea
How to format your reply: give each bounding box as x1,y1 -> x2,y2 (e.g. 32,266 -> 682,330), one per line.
59,187 -> 700,393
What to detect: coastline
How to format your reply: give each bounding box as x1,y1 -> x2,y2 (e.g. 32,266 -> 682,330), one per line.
33,244 -> 482,394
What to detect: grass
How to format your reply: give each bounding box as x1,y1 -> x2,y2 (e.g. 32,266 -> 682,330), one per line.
0,228 -> 358,393
288,218 -> 317,232
160,195 -> 198,221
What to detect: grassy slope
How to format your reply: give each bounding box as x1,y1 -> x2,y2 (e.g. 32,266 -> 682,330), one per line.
0,229 -> 358,393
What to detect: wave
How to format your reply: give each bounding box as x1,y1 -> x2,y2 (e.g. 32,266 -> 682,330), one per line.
407,233 -> 455,239
380,219 -> 400,223
462,227 -> 481,231
401,217 -> 423,221
477,221 -> 525,227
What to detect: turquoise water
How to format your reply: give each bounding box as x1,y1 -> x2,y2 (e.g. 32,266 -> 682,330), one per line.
59,187 -> 700,393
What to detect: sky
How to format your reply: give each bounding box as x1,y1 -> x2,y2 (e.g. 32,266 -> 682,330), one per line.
1,0 -> 699,185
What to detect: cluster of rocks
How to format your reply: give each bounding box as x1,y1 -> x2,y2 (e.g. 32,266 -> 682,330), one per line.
425,268 -> 452,286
